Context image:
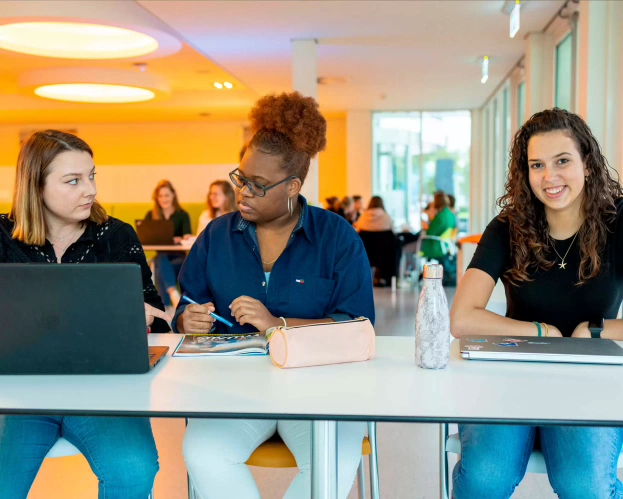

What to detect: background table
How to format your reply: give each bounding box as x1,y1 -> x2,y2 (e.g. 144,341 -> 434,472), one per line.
142,245 -> 189,252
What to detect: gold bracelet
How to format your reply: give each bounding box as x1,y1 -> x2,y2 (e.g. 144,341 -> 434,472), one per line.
543,323 -> 549,337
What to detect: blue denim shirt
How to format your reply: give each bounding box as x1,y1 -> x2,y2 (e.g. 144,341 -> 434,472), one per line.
172,196 -> 375,335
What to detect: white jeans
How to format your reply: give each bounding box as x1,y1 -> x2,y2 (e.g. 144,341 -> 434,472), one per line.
184,419 -> 366,499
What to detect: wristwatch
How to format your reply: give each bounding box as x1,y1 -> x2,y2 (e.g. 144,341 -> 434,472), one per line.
588,319 -> 604,339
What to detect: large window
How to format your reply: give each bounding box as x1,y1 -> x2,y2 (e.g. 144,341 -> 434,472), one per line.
555,33 -> 573,111
373,111 -> 471,234
517,81 -> 526,127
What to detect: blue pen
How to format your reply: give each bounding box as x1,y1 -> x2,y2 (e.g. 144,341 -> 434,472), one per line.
181,296 -> 234,328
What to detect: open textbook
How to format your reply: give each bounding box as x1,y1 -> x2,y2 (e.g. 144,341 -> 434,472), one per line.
173,334 -> 268,357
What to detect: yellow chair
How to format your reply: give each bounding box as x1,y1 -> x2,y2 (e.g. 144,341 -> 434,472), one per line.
188,422 -> 380,499
45,438 -> 155,498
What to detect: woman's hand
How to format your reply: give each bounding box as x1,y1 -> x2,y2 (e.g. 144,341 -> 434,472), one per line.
145,303 -> 172,327
173,236 -> 183,244
230,296 -> 279,332
571,322 -> 591,338
179,302 -> 215,334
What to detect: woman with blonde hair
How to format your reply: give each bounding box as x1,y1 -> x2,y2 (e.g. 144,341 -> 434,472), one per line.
196,180 -> 237,235
0,130 -> 166,498
144,180 -> 192,310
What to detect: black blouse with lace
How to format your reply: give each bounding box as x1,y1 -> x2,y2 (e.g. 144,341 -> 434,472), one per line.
0,214 -> 169,333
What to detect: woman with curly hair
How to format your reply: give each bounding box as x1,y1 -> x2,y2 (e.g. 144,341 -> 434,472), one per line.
451,108 -> 623,497
174,92 -> 374,498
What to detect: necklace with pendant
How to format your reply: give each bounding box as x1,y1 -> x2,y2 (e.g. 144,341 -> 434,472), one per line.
550,231 -> 578,270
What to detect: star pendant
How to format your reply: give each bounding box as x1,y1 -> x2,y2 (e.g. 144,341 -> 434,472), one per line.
559,262 -> 567,270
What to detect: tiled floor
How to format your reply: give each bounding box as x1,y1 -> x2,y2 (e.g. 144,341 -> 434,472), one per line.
30,286 -> 618,497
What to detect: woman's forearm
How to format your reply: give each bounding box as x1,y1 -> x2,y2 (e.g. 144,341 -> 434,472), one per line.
601,320 -> 623,341
450,307 -> 541,338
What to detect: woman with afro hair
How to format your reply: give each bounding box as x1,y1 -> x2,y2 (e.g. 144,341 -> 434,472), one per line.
451,108 -> 623,497
172,92 -> 375,498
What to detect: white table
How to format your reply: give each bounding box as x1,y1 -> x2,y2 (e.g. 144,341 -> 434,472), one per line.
2,336 -> 623,497
142,245 -> 189,252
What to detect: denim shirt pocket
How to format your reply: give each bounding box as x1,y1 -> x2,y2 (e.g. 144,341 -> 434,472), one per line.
288,277 -> 336,319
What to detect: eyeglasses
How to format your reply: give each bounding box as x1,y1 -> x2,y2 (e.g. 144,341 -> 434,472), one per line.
229,168 -> 297,198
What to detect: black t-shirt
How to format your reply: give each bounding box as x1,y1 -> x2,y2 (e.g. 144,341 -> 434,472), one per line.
468,200 -> 623,337
0,215 -> 169,333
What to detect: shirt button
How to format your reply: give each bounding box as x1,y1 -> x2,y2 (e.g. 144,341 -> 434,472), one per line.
262,281 -> 266,287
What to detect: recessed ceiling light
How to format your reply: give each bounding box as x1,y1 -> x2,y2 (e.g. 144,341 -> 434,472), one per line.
224,82 -> 233,89
34,83 -> 156,103
0,22 -> 159,59
214,82 -> 224,89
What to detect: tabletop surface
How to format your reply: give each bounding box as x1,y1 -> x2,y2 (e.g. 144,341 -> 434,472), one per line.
0,335 -> 621,425
142,245 -> 189,251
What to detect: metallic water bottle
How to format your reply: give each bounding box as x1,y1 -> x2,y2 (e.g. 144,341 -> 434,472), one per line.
415,264 -> 451,369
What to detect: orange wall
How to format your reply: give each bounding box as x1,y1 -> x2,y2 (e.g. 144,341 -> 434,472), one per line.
0,119 -> 347,202
0,122 -> 244,166
319,118 -> 347,203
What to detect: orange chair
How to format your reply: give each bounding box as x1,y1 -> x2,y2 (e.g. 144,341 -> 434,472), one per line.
188,422 -> 380,499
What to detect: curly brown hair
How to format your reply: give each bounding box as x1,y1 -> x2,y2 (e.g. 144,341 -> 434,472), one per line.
248,91 -> 327,183
499,108 -> 622,285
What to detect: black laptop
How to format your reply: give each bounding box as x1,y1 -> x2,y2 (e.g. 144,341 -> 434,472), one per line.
0,264 -> 169,374
135,219 -> 175,245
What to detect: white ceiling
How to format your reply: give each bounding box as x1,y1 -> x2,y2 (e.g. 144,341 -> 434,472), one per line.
139,0 -> 565,113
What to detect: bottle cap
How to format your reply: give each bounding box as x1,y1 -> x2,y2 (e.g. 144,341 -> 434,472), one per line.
423,264 -> 443,279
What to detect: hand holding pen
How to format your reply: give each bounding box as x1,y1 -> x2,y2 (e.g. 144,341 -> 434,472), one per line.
180,295 -> 234,336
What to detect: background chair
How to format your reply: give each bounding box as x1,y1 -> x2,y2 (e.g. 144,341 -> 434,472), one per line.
45,438 -> 155,498
358,230 -> 400,287
188,422 -> 380,499
411,227 -> 458,284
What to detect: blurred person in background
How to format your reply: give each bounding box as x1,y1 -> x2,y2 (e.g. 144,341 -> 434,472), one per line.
354,196 -> 393,232
196,180 -> 237,235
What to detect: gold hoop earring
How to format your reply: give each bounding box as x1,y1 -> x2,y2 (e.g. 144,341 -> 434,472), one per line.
287,197 -> 293,216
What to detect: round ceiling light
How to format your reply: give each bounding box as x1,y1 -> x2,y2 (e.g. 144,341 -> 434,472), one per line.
0,22 -> 159,59
19,68 -> 170,104
34,84 -> 155,103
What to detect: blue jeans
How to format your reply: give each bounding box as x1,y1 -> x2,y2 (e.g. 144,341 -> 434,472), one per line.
453,424 -> 623,499
0,415 -> 159,499
154,253 -> 184,305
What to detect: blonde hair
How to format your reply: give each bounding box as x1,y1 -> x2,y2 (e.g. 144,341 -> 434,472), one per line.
151,180 -> 181,220
207,180 -> 236,219
11,130 -> 107,246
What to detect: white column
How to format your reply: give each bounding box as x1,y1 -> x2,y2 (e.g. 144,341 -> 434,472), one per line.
346,111 -> 373,202
525,32 -> 555,117
292,39 -> 319,205
578,0 -> 623,177
470,109 -> 483,234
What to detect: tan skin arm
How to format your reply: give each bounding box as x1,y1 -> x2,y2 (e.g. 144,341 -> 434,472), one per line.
450,268 -> 562,338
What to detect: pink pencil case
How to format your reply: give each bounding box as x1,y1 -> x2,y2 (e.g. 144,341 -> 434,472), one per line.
269,317 -> 375,369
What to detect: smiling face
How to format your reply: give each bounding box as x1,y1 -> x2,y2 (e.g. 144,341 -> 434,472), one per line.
41,150 -> 97,225
157,186 -> 175,211
527,130 -> 589,216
